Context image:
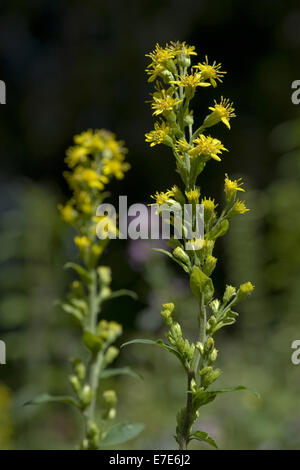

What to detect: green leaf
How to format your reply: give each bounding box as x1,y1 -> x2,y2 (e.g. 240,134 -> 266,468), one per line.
99,367 -> 142,380
60,302 -> 84,323
103,289 -> 138,301
99,422 -> 144,447
24,394 -> 80,408
64,262 -> 92,284
192,385 -> 259,410
189,430 -> 218,449
82,330 -> 103,353
121,339 -> 185,368
190,266 -> 214,303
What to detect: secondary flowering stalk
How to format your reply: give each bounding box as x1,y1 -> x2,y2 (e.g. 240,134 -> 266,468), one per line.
136,42 -> 255,449
29,129 -> 143,449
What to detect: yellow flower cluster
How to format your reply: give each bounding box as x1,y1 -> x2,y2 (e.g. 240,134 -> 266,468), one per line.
59,129 -> 129,264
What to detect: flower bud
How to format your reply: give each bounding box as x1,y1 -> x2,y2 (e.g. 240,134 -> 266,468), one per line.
196,342 -> 204,355
103,389 -> 117,406
203,255 -> 217,276
69,375 -> 81,394
205,337 -> 214,352
97,266 -> 112,286
199,366 -> 212,376
236,282 -> 254,302
80,385 -> 94,406
72,359 -> 86,381
209,348 -> 218,362
173,247 -> 190,266
105,346 -> 119,365
223,285 -> 236,304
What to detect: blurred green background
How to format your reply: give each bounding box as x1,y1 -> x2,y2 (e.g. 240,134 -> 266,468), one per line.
1,0 -> 300,449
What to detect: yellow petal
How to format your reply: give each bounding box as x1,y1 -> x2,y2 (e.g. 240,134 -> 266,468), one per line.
221,117 -> 231,129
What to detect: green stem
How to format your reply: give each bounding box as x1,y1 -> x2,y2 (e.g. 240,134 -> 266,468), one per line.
83,269 -> 103,446
178,297 -> 207,450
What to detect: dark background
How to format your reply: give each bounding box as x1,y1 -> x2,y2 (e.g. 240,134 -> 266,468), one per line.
0,0 -> 300,450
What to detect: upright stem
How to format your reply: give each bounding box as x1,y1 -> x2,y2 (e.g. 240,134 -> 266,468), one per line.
84,270 -> 103,441
178,297 -> 207,450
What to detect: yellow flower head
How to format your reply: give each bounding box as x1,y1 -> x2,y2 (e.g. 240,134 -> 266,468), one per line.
193,56 -> 226,87
201,197 -> 218,212
76,191 -> 93,214
230,200 -> 250,216
188,134 -> 227,161
151,89 -> 182,116
58,203 -> 77,223
170,72 -> 210,89
145,121 -> 170,147
168,41 -> 197,58
72,167 -> 108,190
175,138 -> 191,154
207,97 -> 236,129
185,188 -> 199,203
65,146 -> 89,168
74,235 -> 91,248
224,174 -> 245,199
151,189 -> 174,205
102,159 -> 130,180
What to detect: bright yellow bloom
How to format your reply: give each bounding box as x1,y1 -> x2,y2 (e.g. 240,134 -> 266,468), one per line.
193,56 -> 226,87
170,72 -> 210,89
76,191 -> 93,214
168,41 -> 197,57
230,200 -> 250,215
65,146 -> 89,167
102,159 -> 130,179
72,167 -> 108,189
201,197 -> 218,212
145,121 -> 170,147
188,134 -> 227,161
58,203 -> 77,223
151,89 -> 182,116
207,97 -> 236,129
151,189 -> 174,205
175,138 -> 191,154
185,188 -> 199,202
74,129 -> 93,145
74,236 -> 91,248
224,174 -> 245,199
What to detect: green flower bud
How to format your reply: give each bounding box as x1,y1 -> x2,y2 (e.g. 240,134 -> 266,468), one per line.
184,113 -> 194,127
223,285 -> 237,304
108,408 -> 116,420
202,368 -> 221,388
172,322 -> 182,339
104,346 -> 119,365
199,366 -> 212,376
103,389 -> 117,406
72,359 -> 86,381
203,255 -> 217,276
97,266 -> 112,286
210,299 -> 220,314
69,375 -> 81,394
80,385 -> 94,406
173,247 -> 190,265
205,337 -> 214,352
177,53 -> 191,68
236,282 -> 254,302
196,342 -> 204,355
160,70 -> 174,84
209,348 -> 218,362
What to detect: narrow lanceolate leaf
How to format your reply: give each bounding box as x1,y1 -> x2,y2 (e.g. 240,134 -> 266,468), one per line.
189,430 -> 218,449
121,339 -> 186,369
192,385 -> 260,410
24,394 -> 80,408
99,422 -> 144,447
99,367 -> 142,380
103,289 -> 138,301
64,262 -> 92,284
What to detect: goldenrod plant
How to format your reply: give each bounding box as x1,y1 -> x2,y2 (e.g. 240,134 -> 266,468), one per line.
124,42 -> 256,450
27,129 -> 143,449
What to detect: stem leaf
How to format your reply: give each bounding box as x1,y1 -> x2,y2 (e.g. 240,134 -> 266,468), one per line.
189,430 -> 218,449
99,422 -> 144,447
24,393 -> 80,408
99,367 -> 142,380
